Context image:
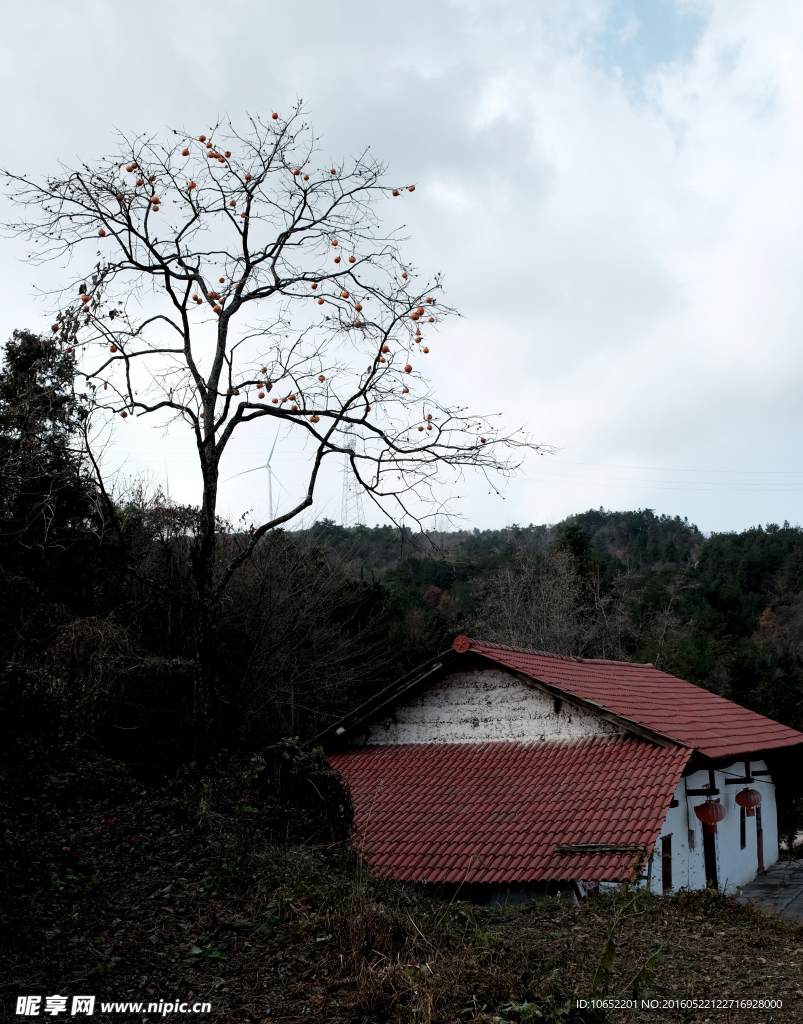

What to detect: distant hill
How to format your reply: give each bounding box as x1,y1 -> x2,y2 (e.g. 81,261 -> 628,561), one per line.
308,508 -> 703,579
306,511 -> 803,754
566,508 -> 703,570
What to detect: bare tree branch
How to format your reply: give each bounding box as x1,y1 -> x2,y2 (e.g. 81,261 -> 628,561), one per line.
3,106 -> 552,757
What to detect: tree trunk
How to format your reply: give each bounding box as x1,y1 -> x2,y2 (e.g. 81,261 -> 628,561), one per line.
192,589 -> 218,765
191,459 -> 220,768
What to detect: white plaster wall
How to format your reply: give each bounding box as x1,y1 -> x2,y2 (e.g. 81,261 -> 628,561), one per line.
647,760 -> 777,895
359,668 -> 625,746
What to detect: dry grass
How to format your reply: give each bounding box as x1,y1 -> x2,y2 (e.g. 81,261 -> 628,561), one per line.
2,795 -> 802,1024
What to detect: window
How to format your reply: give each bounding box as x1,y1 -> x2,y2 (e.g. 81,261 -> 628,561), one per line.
662,835 -> 672,893
740,806 -> 746,849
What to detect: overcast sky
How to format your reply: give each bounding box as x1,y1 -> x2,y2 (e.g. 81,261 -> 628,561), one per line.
3,0 -> 803,535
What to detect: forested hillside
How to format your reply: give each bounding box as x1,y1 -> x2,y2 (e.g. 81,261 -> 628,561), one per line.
4,329 -> 803,1021
2,327 -> 803,781
311,510 -> 803,737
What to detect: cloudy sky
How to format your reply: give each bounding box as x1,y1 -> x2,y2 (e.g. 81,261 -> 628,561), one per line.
3,0 -> 803,535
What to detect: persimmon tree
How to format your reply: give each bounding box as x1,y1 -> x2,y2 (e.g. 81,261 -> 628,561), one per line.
4,108 -> 541,758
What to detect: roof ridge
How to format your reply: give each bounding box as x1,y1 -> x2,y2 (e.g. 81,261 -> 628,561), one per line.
457,635 -> 654,669
350,735 -> 662,755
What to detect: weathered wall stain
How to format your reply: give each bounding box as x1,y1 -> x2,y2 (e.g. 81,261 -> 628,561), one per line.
359,668 -> 624,746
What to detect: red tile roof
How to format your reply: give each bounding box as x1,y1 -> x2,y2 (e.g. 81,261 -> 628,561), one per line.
456,637 -> 803,760
330,738 -> 690,883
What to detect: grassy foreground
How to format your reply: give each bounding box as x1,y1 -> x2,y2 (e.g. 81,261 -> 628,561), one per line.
2,783 -> 803,1024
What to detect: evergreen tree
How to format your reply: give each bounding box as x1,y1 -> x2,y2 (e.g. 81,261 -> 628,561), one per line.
0,329 -> 97,653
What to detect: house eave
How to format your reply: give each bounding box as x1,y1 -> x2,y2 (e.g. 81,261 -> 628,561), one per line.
309,649 -> 460,752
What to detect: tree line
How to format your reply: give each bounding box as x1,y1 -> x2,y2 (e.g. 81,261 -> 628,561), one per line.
3,325 -> 803,821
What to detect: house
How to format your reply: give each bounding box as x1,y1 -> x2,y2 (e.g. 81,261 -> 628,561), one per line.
314,636 -> 803,900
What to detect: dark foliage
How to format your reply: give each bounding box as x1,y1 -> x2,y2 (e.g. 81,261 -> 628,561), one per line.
0,330 -> 102,660
5,333 -> 803,1020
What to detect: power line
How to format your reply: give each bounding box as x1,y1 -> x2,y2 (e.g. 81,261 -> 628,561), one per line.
545,459 -> 803,476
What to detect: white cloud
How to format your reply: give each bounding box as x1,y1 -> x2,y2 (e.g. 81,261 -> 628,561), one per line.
3,0 -> 803,532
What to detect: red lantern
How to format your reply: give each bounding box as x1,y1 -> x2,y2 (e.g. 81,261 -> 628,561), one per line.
735,787 -> 762,817
694,798 -> 726,834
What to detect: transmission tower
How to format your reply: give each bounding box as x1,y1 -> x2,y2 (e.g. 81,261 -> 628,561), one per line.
341,428 -> 365,526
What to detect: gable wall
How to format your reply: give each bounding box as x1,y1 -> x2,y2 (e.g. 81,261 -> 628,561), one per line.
356,667 -> 625,746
